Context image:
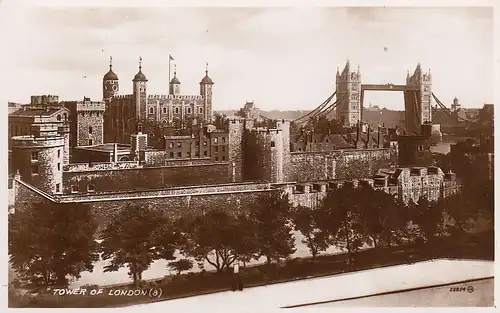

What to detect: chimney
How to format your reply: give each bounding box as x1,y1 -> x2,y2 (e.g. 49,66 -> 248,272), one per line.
113,143 -> 118,163
365,126 -> 371,149
377,127 -> 381,148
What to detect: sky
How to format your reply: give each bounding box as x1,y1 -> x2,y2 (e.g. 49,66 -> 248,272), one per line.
0,4 -> 494,112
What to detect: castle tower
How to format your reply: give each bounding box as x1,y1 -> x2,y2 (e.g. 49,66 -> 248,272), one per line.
276,119 -> 291,182
200,63 -> 214,123
405,63 -> 433,134
133,57 -> 148,120
11,124 -> 64,194
247,128 -> 284,183
228,118 -> 244,183
103,56 -> 119,101
76,97 -> 105,146
169,65 -> 181,95
336,60 -> 362,127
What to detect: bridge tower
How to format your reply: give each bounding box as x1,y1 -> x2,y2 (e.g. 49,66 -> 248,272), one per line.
405,63 -> 432,134
336,60 -> 362,127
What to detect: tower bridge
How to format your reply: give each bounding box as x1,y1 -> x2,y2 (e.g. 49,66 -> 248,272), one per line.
292,61 -> 471,135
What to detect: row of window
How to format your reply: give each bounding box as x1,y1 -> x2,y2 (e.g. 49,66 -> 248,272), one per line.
167,150 -> 226,161
167,138 -> 226,149
149,107 -> 204,115
71,184 -> 95,193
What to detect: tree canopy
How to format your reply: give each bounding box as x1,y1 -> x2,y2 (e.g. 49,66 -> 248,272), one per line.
9,201 -> 99,291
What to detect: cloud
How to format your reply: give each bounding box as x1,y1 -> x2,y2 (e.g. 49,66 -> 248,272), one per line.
0,6 -> 494,111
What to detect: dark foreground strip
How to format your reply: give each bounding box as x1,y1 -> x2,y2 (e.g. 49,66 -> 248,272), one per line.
281,276 -> 494,308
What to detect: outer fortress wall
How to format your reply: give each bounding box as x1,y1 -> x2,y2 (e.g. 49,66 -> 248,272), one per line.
287,148 -> 394,182
13,165 -> 457,233
62,162 -> 230,194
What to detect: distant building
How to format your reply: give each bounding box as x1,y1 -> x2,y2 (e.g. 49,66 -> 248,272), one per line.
237,101 -> 262,122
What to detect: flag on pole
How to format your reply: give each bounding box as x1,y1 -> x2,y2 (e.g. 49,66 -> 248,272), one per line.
169,54 -> 174,61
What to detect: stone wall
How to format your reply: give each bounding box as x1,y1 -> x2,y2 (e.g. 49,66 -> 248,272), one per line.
61,163 -> 230,194
143,150 -> 215,167
287,148 -> 394,182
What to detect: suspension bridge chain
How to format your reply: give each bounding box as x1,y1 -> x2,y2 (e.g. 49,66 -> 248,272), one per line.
292,91 -> 337,123
431,93 -> 476,124
316,95 -> 345,118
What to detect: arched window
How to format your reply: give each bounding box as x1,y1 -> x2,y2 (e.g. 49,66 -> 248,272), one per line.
57,114 -> 61,121
199,107 -> 203,114
162,107 -> 167,114
149,107 -> 154,114
63,113 -> 67,120
187,107 -> 191,114
175,107 -> 179,114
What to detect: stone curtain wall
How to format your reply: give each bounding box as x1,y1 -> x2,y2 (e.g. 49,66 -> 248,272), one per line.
288,148 -> 394,182
143,150 -> 215,167
62,163 -> 230,194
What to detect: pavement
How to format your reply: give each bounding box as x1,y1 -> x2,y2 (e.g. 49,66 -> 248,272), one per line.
129,259 -> 494,309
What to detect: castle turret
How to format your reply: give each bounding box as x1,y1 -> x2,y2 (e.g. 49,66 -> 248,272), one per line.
133,57 -> 148,120
169,65 -> 181,96
103,56 -> 119,101
11,124 -> 64,194
200,63 -> 214,123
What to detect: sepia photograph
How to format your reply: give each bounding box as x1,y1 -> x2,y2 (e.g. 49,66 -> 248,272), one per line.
3,1 -> 495,309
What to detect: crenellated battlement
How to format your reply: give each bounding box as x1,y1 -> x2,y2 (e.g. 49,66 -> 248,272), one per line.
63,161 -> 141,172
147,94 -> 203,100
30,95 -> 59,105
76,101 -> 105,112
114,94 -> 134,99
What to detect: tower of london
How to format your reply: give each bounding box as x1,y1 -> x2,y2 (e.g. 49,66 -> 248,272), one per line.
103,57 -> 214,143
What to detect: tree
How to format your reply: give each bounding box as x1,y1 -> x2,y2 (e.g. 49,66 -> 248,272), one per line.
316,186 -> 370,266
408,196 -> 445,243
250,191 -> 296,266
100,205 -> 174,285
9,200 -> 99,292
291,205 -> 329,259
357,186 -> 411,248
168,259 -> 193,275
180,210 -> 253,273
